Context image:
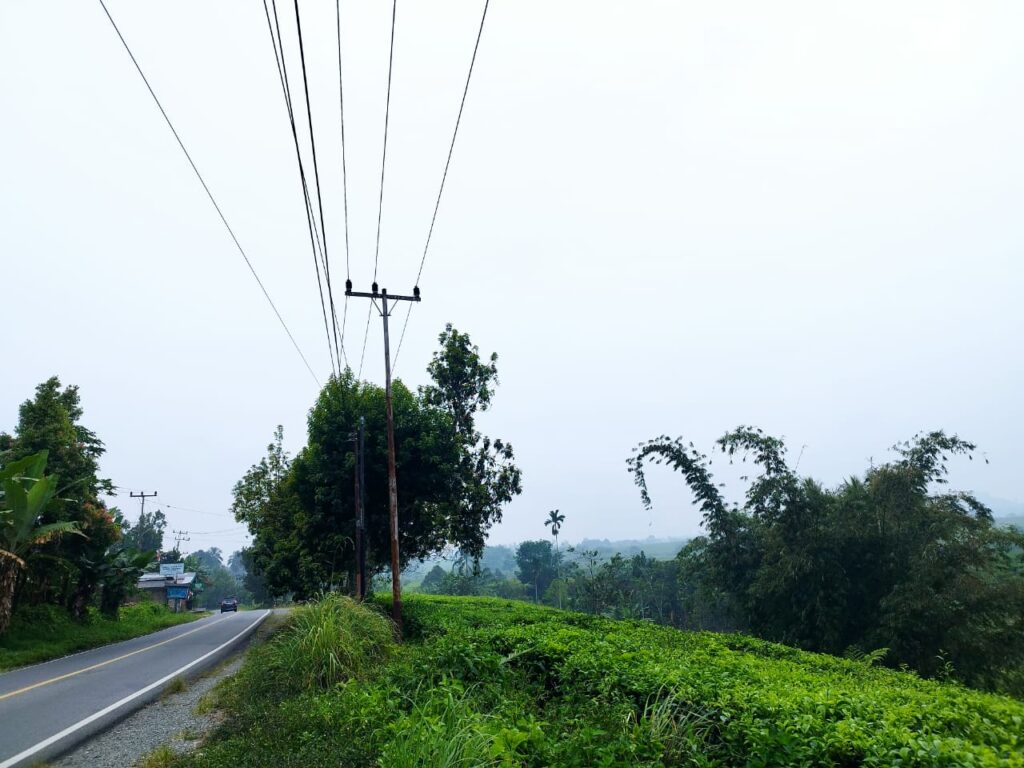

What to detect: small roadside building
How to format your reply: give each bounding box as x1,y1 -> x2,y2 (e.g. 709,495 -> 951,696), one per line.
136,571 -> 202,611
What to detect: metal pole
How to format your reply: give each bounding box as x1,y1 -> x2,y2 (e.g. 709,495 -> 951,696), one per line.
353,422 -> 364,600
358,416 -> 367,599
381,290 -> 402,633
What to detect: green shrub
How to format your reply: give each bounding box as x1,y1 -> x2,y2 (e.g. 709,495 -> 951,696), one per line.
380,684 -> 497,768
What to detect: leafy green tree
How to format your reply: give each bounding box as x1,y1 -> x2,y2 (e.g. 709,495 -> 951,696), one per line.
122,508 -> 166,553
97,547 -> 154,617
236,328 -> 523,600
419,564 -> 447,594
4,378 -> 111,503
515,540 -> 558,603
3,378 -> 119,617
421,325 -> 523,560
192,548 -> 224,571
159,548 -> 183,567
277,373 -> 463,597
186,549 -> 241,609
227,550 -> 247,578
234,548 -> 271,605
0,452 -> 82,633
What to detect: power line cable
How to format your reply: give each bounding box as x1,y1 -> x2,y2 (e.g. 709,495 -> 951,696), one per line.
292,0 -> 344,371
268,0 -> 334,330
263,0 -> 337,376
357,303 -> 373,379
162,503 -> 234,519
373,0 -> 398,284
336,0 -> 352,372
97,0 -> 320,387
393,0 -> 491,371
359,0 -> 398,379
271,0 -> 335,375
188,528 -> 250,536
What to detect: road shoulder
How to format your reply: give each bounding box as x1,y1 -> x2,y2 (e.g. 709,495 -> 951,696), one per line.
52,654 -> 244,768
52,609 -> 285,768
0,611 -> 268,768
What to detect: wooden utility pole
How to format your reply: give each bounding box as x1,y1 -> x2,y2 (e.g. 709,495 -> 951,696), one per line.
352,416 -> 367,600
171,529 -> 190,552
358,416 -> 367,599
345,280 -> 420,633
129,490 -> 158,518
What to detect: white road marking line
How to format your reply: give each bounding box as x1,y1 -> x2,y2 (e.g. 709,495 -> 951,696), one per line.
0,610 -> 268,768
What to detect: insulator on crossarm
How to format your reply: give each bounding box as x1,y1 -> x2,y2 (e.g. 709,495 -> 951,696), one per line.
413,285 -> 420,299
372,282 -> 379,294
345,278 -> 352,292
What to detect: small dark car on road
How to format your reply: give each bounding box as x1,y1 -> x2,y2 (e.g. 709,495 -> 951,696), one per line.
220,597 -> 239,613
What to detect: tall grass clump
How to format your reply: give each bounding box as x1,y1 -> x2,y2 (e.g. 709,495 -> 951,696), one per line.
236,594 -> 394,701
287,594 -> 394,688
380,685 -> 497,768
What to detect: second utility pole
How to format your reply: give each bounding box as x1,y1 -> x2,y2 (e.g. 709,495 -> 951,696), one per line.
352,416 -> 367,600
345,280 -> 420,633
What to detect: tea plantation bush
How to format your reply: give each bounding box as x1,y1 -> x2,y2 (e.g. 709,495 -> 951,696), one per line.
177,595 -> 1024,767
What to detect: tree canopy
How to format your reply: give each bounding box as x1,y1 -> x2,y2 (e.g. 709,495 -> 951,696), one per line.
234,327 -> 522,600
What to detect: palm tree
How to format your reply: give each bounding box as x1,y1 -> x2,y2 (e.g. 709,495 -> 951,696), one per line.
544,509 -> 566,608
0,451 -> 82,634
544,509 -> 565,551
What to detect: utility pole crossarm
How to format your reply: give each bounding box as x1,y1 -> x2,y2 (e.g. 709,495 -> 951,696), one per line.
129,491 -> 158,519
344,281 -> 421,306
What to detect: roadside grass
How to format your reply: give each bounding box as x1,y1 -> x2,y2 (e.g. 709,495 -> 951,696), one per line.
136,744 -> 176,768
192,609 -> 290,717
162,676 -> 187,697
0,603 -> 202,671
165,595 -> 1024,768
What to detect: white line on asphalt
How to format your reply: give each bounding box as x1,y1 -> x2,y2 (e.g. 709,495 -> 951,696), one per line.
0,610 -> 268,768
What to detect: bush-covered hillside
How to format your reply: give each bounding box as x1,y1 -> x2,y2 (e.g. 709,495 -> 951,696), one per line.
177,595 -> 1024,767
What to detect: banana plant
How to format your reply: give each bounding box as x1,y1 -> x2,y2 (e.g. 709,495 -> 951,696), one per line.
97,547 -> 156,617
0,451 -> 82,634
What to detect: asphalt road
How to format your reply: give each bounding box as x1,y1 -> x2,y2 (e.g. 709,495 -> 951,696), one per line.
0,609 -> 268,768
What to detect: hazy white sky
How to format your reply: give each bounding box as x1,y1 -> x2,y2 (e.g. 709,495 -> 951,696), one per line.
2,1 -> 1022,558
